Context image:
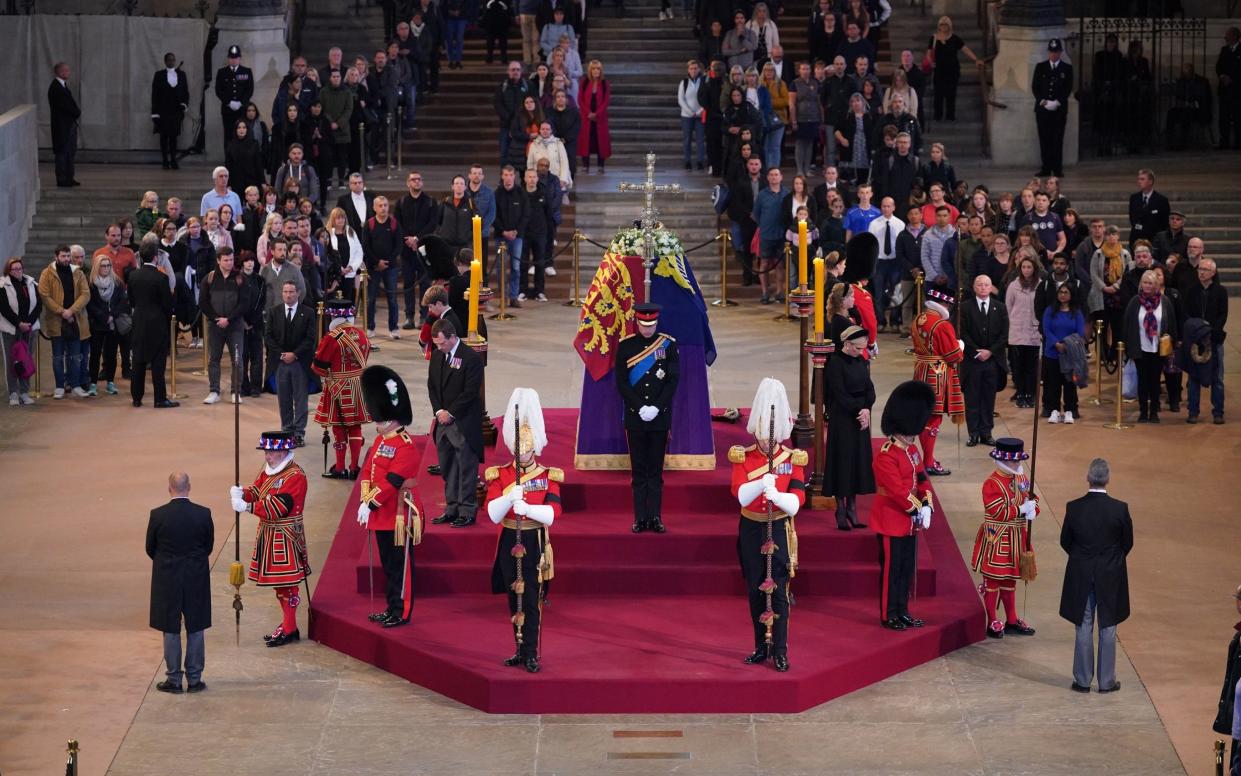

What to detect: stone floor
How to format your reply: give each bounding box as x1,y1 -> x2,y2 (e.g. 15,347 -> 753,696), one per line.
1,159 -> 1238,775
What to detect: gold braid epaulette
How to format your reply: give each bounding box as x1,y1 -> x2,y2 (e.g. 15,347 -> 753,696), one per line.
547,467 -> 564,482
484,466 -> 500,482
728,445 -> 748,464
789,448 -> 808,467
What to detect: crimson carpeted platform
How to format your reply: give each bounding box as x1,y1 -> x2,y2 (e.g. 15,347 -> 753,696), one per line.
310,410 -> 985,713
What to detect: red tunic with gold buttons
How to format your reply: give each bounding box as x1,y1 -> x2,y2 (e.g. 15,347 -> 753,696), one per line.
358,428 -> 423,532
852,283 -> 878,350
311,324 -> 372,426
728,445 -> 808,518
485,463 -> 562,594
870,437 -> 932,537
243,462 -> 311,587
971,469 -> 1037,579
912,310 -> 965,418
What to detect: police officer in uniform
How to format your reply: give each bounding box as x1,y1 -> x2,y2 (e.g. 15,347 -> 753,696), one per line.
215,45 -> 254,149
616,303 -> 679,533
1032,38 -> 1073,177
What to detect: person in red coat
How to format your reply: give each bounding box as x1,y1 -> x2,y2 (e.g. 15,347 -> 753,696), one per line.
485,388 -> 561,673
355,365 -> 424,628
230,430 -> 310,647
729,378 -> 807,672
971,437 -> 1038,639
578,61 -> 612,173
870,380 -> 936,631
841,233 -> 880,355
912,287 -> 964,476
312,298 -> 372,479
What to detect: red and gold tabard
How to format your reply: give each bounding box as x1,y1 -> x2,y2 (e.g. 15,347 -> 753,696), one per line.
970,469 -> 1037,579
912,310 -> 965,418
359,428 -> 422,532
870,437 -> 933,537
728,444 -> 808,518
312,325 -> 372,426
243,461 -> 310,587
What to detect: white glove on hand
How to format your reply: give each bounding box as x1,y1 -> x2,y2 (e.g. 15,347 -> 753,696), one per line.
761,473 -> 777,489
229,485 -> 244,500
957,339 -> 966,353
512,499 -> 529,516
231,496 -> 249,513
1019,501 -> 1037,520
763,485 -> 780,502
639,405 -> 659,422
357,502 -> 371,527
228,100 -> 242,111
869,342 -> 879,359
1044,99 -> 1060,111
919,505 -> 932,529
506,487 -> 524,505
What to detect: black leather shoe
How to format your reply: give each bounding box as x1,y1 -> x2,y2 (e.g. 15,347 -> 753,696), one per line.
266,629 -> 300,647
898,614 -> 925,628
132,400 -> 143,407
348,467 -> 360,480
450,515 -> 476,527
381,615 -> 410,628
368,611 -> 394,623
431,513 -> 456,525
1004,620 -> 1036,636
648,516 -> 666,533
980,435 -> 997,446
881,618 -> 907,631
773,655 -> 789,672
154,399 -> 180,408
925,462 -> 951,476
1070,682 -> 1091,693
503,653 -> 523,667
835,512 -> 852,531
262,627 -> 283,642
1148,414 -> 1160,424
322,466 -> 351,479
966,436 -> 980,447
1098,682 -> 1121,693
187,681 -> 207,693
743,648 -> 769,664
524,656 -> 541,673
986,623 -> 1005,639
631,520 -> 645,533
427,464 -> 442,475
156,680 -> 182,694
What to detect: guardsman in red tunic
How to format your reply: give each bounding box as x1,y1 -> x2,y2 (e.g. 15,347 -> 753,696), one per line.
355,365 -> 423,628
842,232 -> 880,357
485,388 -> 561,673
871,381 -> 936,631
729,378 -> 807,672
971,437 -> 1039,639
312,297 -> 372,479
230,431 -> 310,647
912,287 -> 965,476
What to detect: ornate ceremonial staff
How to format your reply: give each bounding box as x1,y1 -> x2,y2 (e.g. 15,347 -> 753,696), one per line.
510,403 -> 526,648
759,405 -> 778,648
1020,354 -> 1042,616
229,345 -> 244,646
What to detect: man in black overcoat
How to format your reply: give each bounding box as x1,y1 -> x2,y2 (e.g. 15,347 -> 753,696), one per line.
128,238 -> 178,408
427,317 -> 484,527
1059,458 -> 1133,694
151,52 -> 191,170
146,471 -> 214,694
48,61 -> 81,187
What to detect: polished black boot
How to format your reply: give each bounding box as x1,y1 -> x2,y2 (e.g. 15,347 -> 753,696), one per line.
631,518 -> 646,533
846,497 -> 866,528
898,613 -> 925,628
648,515 -> 666,533
367,610 -> 394,623
524,656 -> 541,673
773,654 -> 789,672
743,646 -> 769,664
503,653 -> 523,667
835,502 -> 852,530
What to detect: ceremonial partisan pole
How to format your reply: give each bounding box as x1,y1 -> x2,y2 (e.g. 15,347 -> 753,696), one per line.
229,346 -> 244,645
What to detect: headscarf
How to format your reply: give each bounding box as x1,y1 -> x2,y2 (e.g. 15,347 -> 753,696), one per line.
1139,288 -> 1161,342
1101,240 -> 1123,285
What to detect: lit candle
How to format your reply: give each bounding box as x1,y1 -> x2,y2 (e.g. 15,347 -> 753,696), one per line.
797,220 -> 808,290
467,259 -> 482,336
471,215 -> 483,265
813,257 -> 825,337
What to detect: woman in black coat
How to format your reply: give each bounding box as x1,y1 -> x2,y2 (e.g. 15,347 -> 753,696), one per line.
1212,584 -> 1241,762
822,325 -> 875,529
225,120 -> 268,201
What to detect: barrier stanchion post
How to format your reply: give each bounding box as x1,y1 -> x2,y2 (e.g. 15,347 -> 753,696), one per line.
358,271 -> 369,333
712,231 -> 736,307
1090,319 -> 1111,405
1103,342 -> 1131,429
357,122 -> 365,174
772,243 -> 795,321
193,319 -> 208,376
168,314 -> 185,399
385,112 -> 394,180
66,739 -> 79,776
316,301 -> 325,340
1215,740 -> 1225,776
396,106 -> 403,171
490,243 -> 516,321
31,333 -> 42,397
563,230 -> 582,307
915,271 -> 925,316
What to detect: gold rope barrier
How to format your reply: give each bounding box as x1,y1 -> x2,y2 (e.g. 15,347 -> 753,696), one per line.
1103,342 -> 1130,429
772,243 -> 795,321
563,230 -> 582,307
712,230 -> 736,307
491,242 -> 516,321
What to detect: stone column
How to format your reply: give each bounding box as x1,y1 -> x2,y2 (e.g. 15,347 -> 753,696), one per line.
207,0 -> 289,160
988,0 -> 1079,168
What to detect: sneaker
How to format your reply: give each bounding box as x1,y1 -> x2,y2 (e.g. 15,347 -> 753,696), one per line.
545,266 -> 557,276
53,388 -> 65,400
204,392 -> 221,404
8,393 -> 16,406
88,383 -> 97,396
537,293 -> 548,302
19,393 -> 34,405
401,320 -> 417,330
1048,410 -> 1062,424
509,298 -> 523,309
367,330 -> 377,340
71,387 -> 89,398
517,293 -> 527,301
388,330 -> 401,340
105,382 -> 118,395
1063,411 -> 1075,424
527,266 -> 535,276
190,338 -> 203,349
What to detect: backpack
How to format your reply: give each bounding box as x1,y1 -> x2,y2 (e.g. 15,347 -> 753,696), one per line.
10,334 -> 34,380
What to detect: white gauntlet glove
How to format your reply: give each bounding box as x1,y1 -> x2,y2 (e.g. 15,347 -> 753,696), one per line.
356,502 -> 371,527
761,473 -> 776,489
512,499 -> 529,517
229,485 -> 244,500
638,405 -> 659,422
228,100 -> 242,111
231,496 -> 249,513
918,505 -> 932,529
1019,501 -> 1037,520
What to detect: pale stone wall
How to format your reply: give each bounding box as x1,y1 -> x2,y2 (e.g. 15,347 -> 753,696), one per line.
0,106 -> 40,261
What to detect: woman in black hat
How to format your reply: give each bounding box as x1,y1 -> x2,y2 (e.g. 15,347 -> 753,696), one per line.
823,325 -> 876,529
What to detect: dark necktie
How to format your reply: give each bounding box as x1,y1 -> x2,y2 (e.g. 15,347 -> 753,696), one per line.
883,220 -> 892,254
286,306 -> 293,325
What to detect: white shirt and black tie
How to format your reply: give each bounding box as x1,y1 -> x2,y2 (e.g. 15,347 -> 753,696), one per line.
351,191 -> 367,225
867,214 -> 905,260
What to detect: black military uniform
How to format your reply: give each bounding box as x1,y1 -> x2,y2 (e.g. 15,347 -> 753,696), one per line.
1031,39 -> 1073,177
615,303 -> 679,533
151,53 -> 190,169
215,45 -> 255,149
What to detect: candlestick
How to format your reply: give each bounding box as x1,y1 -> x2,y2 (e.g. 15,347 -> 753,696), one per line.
471,215 -> 482,263
467,259 -> 482,336
813,257 -> 825,335
797,220 -> 808,289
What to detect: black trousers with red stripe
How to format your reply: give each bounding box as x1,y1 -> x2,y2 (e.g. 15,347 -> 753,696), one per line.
877,534 -> 916,621
374,529 -> 414,619
738,516 -> 791,656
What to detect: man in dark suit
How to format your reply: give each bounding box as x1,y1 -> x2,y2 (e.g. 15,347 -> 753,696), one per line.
1031,38 -> 1073,177
146,471 -> 213,694
214,45 -> 254,149
959,274 -> 1007,446
48,62 -> 81,188
337,173 -> 378,234
1059,458 -> 1132,694
427,317 -> 484,527
1127,168 -> 1171,250
264,280 -> 316,445
1216,26 -> 1241,149
128,237 -> 178,408
727,156 -> 763,286
151,52 -> 190,170
616,303 -> 680,533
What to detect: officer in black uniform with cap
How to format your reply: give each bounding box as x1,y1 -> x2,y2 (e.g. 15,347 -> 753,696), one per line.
215,45 -> 254,149
1032,38 -> 1074,177
615,303 -> 679,534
